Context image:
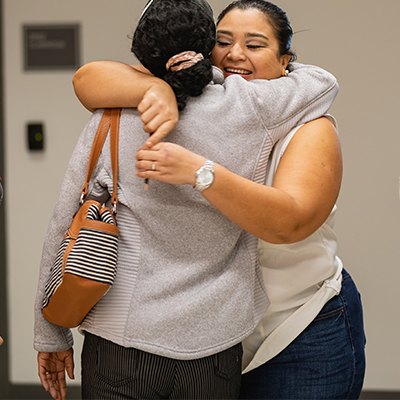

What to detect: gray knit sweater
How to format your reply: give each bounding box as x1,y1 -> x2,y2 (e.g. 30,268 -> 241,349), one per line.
34,64 -> 338,359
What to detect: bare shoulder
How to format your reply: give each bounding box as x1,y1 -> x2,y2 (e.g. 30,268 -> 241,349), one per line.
282,116 -> 341,165
272,116 -> 343,239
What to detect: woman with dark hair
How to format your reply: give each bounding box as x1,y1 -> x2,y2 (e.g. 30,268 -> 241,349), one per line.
76,1 -> 365,399
73,1 -> 365,399
34,1 -> 339,399
131,0 -> 216,112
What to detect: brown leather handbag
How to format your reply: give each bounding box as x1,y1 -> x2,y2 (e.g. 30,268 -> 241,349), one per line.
42,108 -> 121,328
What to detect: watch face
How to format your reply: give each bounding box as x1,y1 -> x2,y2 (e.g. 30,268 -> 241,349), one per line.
199,169 -> 213,185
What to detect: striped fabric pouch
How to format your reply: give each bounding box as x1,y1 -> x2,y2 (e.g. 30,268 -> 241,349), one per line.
42,200 -> 118,328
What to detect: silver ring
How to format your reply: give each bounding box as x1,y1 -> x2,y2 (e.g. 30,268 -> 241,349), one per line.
152,162 -> 156,171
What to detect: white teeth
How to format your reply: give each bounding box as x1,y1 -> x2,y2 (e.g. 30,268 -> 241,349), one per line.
226,68 -> 251,75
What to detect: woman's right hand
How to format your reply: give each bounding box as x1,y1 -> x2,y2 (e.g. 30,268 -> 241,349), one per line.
138,83 -> 179,147
73,61 -> 179,147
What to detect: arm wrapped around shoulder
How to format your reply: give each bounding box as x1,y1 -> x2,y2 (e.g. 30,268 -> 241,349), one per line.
248,62 -> 339,139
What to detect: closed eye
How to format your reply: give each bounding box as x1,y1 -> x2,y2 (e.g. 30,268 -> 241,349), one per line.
216,40 -> 231,47
247,45 -> 263,49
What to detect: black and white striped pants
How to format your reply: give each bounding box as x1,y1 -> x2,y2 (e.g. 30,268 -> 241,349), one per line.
81,332 -> 242,399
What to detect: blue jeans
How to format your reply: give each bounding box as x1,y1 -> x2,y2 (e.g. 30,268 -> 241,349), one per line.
239,269 -> 366,399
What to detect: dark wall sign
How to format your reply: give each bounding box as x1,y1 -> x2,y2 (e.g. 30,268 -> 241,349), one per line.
24,24 -> 80,71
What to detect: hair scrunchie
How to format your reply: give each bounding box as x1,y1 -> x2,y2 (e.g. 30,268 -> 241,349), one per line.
166,51 -> 204,72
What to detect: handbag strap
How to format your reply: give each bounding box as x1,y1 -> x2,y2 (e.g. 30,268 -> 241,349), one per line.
80,108 -> 121,213
110,108 -> 120,213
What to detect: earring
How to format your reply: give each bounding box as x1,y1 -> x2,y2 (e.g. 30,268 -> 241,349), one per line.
284,70 -> 289,77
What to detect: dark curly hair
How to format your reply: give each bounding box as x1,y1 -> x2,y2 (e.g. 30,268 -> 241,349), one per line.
132,0 -> 216,111
217,0 -> 297,64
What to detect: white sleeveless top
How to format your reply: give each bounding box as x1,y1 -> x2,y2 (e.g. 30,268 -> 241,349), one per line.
242,116 -> 343,373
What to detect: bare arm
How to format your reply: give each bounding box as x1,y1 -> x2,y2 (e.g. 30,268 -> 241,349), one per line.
73,61 -> 337,148
74,62 -> 148,111
136,117 -> 342,244
73,61 -> 178,146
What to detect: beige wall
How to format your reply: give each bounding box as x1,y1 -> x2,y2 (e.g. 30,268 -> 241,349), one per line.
4,0 -> 400,391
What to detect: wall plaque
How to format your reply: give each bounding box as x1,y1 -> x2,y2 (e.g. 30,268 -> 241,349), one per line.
24,24 -> 80,71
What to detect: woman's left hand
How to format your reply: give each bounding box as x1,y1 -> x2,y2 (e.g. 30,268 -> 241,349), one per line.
136,142 -> 205,186
38,349 -> 74,400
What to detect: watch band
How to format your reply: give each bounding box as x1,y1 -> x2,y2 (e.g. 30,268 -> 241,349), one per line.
194,160 -> 214,192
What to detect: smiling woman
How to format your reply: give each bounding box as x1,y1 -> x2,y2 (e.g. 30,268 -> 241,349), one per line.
35,0 -> 342,399
68,1 -> 365,399
213,0 -> 296,81
213,8 -> 290,80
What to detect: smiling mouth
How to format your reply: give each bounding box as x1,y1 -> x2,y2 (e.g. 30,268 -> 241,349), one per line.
225,68 -> 252,75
